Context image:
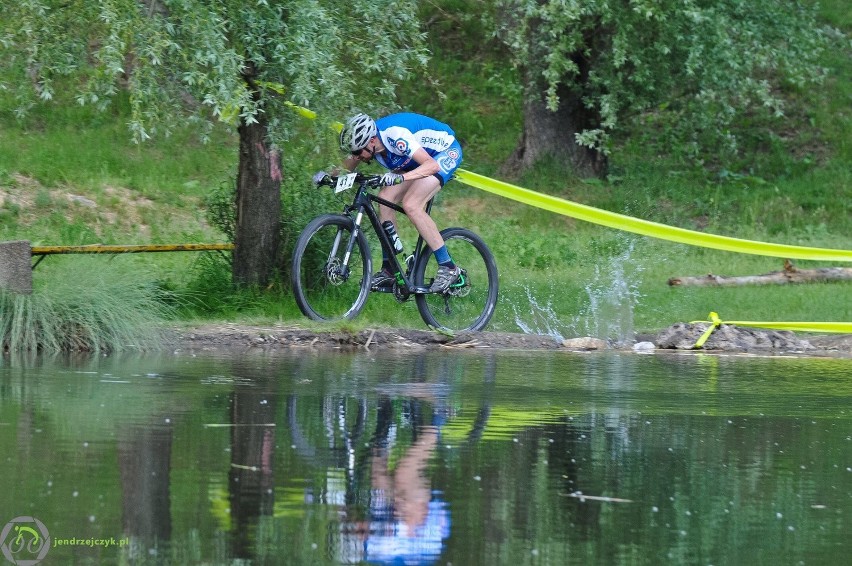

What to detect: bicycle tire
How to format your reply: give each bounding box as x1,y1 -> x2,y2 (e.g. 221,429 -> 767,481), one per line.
291,214 -> 372,322
414,227 -> 498,332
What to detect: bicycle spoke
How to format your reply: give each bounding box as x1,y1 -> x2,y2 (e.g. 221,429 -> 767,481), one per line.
292,215 -> 371,321
416,228 -> 498,332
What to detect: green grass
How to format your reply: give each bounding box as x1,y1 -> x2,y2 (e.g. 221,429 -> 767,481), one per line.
0,257 -> 175,353
0,2 -> 849,346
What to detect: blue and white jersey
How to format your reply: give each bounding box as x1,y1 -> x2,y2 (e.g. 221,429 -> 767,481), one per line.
374,113 -> 457,172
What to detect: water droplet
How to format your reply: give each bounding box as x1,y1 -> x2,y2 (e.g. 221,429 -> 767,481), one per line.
473,476 -> 481,481
776,512 -> 783,519
652,506 -> 659,512
72,491 -> 79,497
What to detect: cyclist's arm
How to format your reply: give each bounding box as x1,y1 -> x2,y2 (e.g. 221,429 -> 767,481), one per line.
341,155 -> 360,172
398,148 -> 439,181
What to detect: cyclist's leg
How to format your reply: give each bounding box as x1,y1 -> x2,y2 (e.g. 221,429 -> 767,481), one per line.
377,182 -> 410,227
400,140 -> 463,251
400,176 -> 444,251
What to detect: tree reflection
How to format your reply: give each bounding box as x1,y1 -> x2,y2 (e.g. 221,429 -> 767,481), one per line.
118,422 -> 172,556
228,378 -> 278,560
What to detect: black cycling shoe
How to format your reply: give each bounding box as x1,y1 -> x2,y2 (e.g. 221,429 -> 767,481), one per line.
429,265 -> 462,293
371,269 -> 395,291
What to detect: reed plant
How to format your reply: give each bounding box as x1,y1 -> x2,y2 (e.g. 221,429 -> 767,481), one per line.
0,258 -> 175,353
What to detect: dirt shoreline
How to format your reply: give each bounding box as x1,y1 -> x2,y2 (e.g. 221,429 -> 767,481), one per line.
167,323 -> 852,358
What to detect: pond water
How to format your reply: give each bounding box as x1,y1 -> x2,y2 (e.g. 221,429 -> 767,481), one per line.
0,349 -> 849,565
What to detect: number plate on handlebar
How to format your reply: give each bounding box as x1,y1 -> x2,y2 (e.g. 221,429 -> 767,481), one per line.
334,173 -> 357,194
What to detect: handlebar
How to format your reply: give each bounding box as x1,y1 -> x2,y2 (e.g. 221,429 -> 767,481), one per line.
316,172 -> 383,189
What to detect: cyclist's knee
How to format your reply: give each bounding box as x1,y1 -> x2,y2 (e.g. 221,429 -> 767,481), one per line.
378,183 -> 406,202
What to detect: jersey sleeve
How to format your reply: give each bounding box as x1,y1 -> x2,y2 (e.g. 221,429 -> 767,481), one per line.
380,126 -> 422,158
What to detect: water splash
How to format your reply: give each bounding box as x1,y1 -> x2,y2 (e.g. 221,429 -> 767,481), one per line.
572,239 -> 644,345
512,237 -> 645,345
511,285 -> 566,341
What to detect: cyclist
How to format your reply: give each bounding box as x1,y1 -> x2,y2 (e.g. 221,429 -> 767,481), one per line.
315,112 -> 463,293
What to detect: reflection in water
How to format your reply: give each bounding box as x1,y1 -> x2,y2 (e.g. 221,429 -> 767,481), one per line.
0,350 -> 850,565
288,352 -> 480,564
335,397 -> 449,564
229,379 -> 277,559
118,422 -> 173,555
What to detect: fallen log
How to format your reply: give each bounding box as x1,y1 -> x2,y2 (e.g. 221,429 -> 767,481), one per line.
668,260 -> 852,287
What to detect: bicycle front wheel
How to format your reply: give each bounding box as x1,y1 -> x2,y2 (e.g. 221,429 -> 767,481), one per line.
291,214 -> 372,321
414,227 -> 498,332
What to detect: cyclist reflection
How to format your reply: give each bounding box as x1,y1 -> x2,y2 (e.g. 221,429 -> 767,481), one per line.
338,395 -> 450,565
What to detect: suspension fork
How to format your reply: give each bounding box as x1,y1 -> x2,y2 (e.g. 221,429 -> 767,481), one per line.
336,207 -> 367,278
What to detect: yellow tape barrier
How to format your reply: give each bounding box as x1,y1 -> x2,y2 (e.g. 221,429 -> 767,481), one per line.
691,312 -> 852,346
454,170 -> 852,263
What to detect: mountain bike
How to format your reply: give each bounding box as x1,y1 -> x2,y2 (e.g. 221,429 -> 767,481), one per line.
291,173 -> 498,332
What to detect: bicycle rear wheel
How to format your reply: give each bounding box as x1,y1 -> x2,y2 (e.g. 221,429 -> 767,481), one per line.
291,214 -> 372,321
414,227 -> 498,332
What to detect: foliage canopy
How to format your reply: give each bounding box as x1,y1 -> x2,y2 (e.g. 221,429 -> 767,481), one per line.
0,0 -> 427,143
494,0 -> 835,163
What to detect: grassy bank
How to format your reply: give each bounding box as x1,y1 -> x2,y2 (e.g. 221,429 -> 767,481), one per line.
1,3 -> 849,346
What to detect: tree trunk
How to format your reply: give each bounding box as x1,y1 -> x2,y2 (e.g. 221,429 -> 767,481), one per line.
502,15 -> 609,179
233,72 -> 282,287
504,86 -> 608,179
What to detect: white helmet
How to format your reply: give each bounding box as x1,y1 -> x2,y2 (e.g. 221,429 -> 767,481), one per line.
339,113 -> 377,152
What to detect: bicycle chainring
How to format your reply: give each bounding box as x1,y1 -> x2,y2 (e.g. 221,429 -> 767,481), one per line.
392,282 -> 411,302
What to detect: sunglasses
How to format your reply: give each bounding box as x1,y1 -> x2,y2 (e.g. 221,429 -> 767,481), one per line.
351,146 -> 375,158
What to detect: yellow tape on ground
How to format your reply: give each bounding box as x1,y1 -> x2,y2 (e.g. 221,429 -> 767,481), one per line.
694,312 -> 723,347
454,169 -> 852,263
690,312 -> 852,338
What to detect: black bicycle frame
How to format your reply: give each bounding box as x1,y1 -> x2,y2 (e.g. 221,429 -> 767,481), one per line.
342,182 -> 435,294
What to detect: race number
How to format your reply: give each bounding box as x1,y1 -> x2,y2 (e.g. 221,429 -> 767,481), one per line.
334,174 -> 357,194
